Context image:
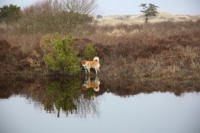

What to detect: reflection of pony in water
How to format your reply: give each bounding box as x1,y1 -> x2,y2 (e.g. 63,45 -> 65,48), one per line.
82,76 -> 100,92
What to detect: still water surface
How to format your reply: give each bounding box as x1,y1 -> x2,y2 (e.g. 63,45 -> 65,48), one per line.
0,91 -> 200,133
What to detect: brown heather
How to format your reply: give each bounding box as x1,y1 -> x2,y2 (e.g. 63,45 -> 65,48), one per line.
1,12 -> 200,91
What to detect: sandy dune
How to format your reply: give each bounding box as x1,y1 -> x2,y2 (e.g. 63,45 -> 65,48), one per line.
95,11 -> 200,25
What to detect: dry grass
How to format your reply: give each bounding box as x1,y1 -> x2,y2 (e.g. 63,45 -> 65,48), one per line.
0,34 -> 42,53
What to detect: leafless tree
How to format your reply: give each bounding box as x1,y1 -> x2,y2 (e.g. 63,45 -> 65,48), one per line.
24,0 -> 97,15
64,0 -> 97,15
19,0 -> 97,33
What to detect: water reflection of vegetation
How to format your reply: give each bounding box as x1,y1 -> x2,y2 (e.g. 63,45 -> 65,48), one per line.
1,74 -> 200,117
43,78 -> 97,117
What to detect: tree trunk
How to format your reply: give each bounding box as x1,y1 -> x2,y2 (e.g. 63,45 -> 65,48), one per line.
145,16 -> 148,23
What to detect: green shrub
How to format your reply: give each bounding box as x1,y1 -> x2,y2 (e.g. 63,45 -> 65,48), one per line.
0,4 -> 21,23
84,43 -> 96,60
45,79 -> 81,117
40,33 -> 81,75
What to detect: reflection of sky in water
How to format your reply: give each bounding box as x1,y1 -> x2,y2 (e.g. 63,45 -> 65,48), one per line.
0,92 -> 200,133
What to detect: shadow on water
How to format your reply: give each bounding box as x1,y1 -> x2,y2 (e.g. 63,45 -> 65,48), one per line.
0,74 -> 200,117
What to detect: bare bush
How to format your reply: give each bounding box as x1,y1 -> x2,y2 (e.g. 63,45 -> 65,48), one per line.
65,0 -> 97,15
16,0 -> 97,33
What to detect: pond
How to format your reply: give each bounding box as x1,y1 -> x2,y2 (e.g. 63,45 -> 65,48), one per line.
0,75 -> 200,133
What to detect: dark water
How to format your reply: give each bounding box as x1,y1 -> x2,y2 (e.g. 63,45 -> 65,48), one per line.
0,76 -> 200,133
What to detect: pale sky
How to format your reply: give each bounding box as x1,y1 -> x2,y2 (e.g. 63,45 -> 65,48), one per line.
0,0 -> 200,15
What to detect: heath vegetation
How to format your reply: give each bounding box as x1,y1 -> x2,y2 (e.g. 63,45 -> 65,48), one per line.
0,0 -> 200,91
